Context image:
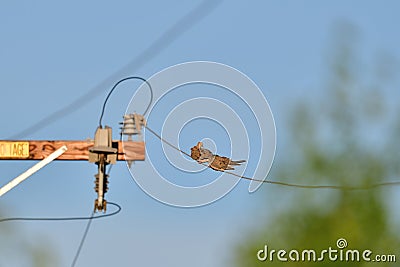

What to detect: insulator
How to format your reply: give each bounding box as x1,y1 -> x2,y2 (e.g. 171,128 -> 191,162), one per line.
105,176 -> 109,193
120,114 -> 137,140
120,113 -> 146,140
94,173 -> 109,193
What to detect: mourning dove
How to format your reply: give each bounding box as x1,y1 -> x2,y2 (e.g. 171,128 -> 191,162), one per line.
190,142 -> 246,171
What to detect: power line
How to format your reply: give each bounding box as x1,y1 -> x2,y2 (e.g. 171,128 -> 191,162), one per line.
0,202 -> 121,266
224,170 -> 400,190
0,202 -> 121,223
144,125 -> 400,190
6,0 -> 223,140
70,211 -> 95,267
144,125 -> 191,158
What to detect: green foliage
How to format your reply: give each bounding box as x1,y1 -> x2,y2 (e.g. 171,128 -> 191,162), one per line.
0,208 -> 59,266
234,26 -> 400,266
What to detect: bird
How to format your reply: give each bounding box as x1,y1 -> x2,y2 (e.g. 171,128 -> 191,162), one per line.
190,142 -> 246,171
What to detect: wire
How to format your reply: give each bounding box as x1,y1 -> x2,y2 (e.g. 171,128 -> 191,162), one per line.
98,77 -> 153,127
70,210 -> 94,267
6,0 -> 223,140
144,125 -> 400,190
224,170 -> 400,190
0,201 -> 121,223
69,159 -> 120,267
0,203 -> 121,266
144,125 -> 191,158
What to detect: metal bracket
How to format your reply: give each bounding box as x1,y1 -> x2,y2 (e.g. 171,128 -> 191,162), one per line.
89,126 -> 117,212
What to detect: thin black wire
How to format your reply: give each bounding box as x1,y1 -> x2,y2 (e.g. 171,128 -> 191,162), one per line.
0,202 -> 121,223
224,170 -> 400,190
70,210 -> 95,267
144,125 -> 400,190
6,0 -> 222,140
70,163 -> 120,267
144,125 -> 191,158
98,76 -> 153,127
0,202 -> 121,266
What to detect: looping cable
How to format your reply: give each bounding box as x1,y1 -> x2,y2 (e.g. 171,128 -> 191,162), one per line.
98,76 -> 153,128
0,201 -> 121,223
0,202 -> 121,267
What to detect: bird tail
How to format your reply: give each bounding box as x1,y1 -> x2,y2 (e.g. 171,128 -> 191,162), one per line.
229,160 -> 246,165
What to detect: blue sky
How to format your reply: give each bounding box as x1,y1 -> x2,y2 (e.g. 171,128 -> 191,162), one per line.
1,1 -> 400,266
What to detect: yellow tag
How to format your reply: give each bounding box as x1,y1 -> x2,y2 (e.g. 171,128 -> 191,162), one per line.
0,142 -> 29,158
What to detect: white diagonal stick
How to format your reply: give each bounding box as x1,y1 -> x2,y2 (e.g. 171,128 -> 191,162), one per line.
0,145 -> 68,197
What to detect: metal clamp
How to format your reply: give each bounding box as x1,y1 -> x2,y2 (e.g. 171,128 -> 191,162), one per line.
89,126 -> 117,212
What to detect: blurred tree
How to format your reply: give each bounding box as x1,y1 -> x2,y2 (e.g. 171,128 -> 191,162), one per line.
234,24 -> 400,266
0,209 -> 58,266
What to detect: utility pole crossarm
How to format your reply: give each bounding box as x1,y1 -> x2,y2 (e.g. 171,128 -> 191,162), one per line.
0,140 -> 145,161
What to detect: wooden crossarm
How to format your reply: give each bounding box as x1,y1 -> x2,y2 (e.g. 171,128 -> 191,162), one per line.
0,140 -> 145,161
